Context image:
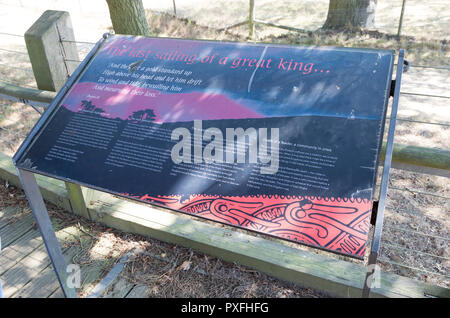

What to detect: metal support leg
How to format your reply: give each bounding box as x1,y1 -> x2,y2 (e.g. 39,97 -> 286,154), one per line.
362,50 -> 406,298
16,168 -> 77,298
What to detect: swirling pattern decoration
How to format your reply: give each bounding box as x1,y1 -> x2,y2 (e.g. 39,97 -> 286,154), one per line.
123,193 -> 372,259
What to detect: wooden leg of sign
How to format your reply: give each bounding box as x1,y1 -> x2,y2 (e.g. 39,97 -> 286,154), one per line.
16,168 -> 77,298
65,182 -> 90,220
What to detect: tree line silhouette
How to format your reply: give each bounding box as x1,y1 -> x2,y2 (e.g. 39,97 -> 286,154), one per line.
80,100 -> 156,122
128,109 -> 156,122
80,100 -> 104,114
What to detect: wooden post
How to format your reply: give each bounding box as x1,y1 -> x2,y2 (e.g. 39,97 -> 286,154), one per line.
25,11 -> 89,218
64,182 -> 90,220
249,0 -> 255,39
24,10 -> 79,92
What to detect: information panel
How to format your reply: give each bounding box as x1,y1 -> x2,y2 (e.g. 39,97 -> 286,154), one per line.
16,35 -> 394,258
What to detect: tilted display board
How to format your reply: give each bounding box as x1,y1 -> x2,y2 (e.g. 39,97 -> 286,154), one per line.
14,35 -> 394,259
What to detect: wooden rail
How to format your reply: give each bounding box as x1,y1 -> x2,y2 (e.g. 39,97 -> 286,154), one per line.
0,80 -> 55,105
381,142 -> 450,177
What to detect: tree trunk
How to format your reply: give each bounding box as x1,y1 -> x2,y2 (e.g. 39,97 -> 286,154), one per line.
322,0 -> 377,30
106,0 -> 150,36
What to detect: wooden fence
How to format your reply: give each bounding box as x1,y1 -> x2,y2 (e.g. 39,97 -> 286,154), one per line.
0,9 -> 448,297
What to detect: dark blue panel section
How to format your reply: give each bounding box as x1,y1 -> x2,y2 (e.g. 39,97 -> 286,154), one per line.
16,35 -> 393,211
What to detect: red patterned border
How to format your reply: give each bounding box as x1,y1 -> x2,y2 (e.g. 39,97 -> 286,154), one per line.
123,193 -> 371,258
